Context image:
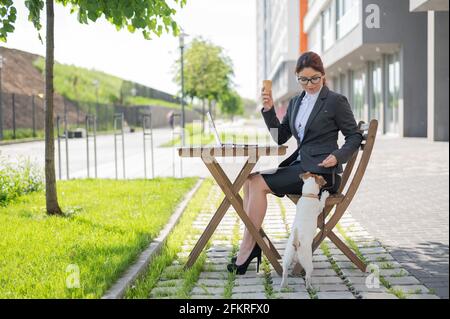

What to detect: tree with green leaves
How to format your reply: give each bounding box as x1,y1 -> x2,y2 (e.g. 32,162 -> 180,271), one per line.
0,0 -> 186,215
173,37 -> 233,131
219,90 -> 243,121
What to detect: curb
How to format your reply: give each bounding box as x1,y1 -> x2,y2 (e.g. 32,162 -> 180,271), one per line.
101,177 -> 205,299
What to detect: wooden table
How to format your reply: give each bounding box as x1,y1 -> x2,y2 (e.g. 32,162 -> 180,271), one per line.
178,145 -> 288,275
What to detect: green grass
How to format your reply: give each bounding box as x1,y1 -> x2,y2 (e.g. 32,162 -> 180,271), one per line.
223,214 -> 240,298
125,178 -> 221,299
32,57 -> 188,112
125,96 -> 194,110
33,57 -> 123,105
1,129 -> 45,141
0,177 -> 197,298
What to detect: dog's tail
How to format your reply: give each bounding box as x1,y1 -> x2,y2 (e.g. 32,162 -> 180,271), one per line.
293,228 -> 301,251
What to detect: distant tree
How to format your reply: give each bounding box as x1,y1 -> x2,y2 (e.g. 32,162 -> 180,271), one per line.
173,37 -> 233,131
219,90 -> 243,121
0,0 -> 186,215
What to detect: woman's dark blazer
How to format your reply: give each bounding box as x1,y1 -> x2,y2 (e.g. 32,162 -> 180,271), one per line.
261,86 -> 363,175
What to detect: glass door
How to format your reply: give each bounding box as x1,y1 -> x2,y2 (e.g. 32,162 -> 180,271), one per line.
386,53 -> 400,135
371,61 -> 382,122
352,69 -> 365,122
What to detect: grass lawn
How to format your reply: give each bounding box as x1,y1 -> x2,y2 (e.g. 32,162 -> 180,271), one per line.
0,177 -> 198,298
125,178 -> 220,299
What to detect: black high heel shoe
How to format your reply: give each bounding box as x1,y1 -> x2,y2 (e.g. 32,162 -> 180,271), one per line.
227,244 -> 262,275
230,240 -> 266,263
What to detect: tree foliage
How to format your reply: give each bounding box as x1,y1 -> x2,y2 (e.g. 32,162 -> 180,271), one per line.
173,37 -> 234,104
1,0 -> 186,42
0,0 -> 186,215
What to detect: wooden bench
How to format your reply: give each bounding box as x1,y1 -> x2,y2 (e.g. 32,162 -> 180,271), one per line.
286,119 -> 378,274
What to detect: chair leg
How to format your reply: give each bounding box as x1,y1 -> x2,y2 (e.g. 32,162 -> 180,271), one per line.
328,231 -> 367,272
260,229 -> 281,259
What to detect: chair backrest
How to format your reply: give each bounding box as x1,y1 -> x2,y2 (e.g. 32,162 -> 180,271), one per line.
337,119 -> 378,200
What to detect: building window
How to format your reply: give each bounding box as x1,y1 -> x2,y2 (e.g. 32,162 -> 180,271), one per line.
352,68 -> 366,122
386,53 -> 400,135
371,61 -> 382,122
322,2 -> 336,51
309,20 -> 322,55
336,0 -> 359,39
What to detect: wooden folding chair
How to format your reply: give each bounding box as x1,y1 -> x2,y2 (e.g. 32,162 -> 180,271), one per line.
285,120 -> 378,274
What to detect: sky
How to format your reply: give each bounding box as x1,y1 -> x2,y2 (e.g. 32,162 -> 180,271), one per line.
1,0 -> 257,100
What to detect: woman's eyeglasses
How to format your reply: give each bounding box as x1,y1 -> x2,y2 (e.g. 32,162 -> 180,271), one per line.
296,75 -> 322,85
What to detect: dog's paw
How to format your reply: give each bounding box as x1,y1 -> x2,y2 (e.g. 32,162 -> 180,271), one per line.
321,190 -> 330,200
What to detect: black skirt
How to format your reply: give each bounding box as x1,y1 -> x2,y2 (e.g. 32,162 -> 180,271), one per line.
259,160 -> 341,198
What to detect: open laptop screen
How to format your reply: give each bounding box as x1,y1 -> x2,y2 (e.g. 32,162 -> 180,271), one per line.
207,111 -> 222,146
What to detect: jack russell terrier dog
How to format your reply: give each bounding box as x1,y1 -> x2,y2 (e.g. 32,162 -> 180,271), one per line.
280,172 -> 330,290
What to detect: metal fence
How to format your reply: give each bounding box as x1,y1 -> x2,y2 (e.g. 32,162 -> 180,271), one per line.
0,92 -> 174,140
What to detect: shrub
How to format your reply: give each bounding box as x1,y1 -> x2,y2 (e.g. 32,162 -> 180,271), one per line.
0,156 -> 44,206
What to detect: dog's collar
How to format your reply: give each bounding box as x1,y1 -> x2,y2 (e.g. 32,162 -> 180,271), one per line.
302,193 -> 319,199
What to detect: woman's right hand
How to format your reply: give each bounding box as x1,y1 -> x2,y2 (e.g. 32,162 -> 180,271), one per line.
261,87 -> 274,111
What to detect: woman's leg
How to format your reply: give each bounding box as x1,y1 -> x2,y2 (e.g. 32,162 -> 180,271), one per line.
236,174 -> 272,265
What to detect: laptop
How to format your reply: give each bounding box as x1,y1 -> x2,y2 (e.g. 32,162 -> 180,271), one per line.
206,112 -> 257,148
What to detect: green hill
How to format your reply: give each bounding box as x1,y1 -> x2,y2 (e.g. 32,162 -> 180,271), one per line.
32,57 -> 187,110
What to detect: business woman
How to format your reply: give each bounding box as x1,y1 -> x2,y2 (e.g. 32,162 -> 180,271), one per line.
227,51 -> 363,275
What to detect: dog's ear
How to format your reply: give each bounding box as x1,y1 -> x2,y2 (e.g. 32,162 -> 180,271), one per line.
315,175 -> 327,188
300,172 -> 312,181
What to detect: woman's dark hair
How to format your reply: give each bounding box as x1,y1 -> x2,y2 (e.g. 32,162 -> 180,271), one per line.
295,51 -> 327,86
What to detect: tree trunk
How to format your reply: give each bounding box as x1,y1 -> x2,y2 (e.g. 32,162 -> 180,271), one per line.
45,0 -> 62,216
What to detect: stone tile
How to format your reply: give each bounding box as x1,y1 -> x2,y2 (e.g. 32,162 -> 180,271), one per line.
364,254 -> 395,262
196,279 -> 227,287
352,284 -> 389,293
391,285 -> 430,294
316,292 -> 355,299
198,272 -> 228,280
204,258 -> 229,265
232,285 -> 265,294
314,284 -> 350,292
312,269 -> 340,277
190,294 -> 216,299
359,247 -> 388,255
234,277 -> 265,286
341,269 -> 369,277
310,276 -> 344,285
276,292 -> 311,299
359,292 -> 398,299
271,276 -> 305,286
406,294 -> 441,299
383,276 -> 421,285
313,261 -> 334,269
231,292 -> 267,299
191,286 -> 224,296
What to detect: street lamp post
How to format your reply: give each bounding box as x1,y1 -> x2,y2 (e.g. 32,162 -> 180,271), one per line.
93,80 -> 99,111
179,32 -> 189,146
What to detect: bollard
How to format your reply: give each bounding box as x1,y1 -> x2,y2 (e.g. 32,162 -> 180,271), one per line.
171,113 -> 183,178
113,113 -> 126,179
32,95 -> 36,137
12,93 -> 16,139
63,100 -> 69,179
56,116 -> 62,180
142,113 -> 155,179
85,114 -> 98,178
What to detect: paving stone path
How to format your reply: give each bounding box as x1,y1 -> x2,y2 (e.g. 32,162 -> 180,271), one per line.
147,184 -> 440,299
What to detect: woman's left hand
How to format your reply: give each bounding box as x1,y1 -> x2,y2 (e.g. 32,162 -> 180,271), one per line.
318,155 -> 338,168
